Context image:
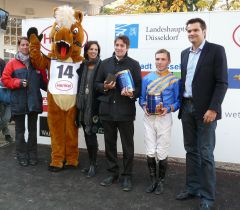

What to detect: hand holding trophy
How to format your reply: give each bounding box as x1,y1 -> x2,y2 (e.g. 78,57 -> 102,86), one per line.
156,102 -> 168,116
155,102 -> 163,114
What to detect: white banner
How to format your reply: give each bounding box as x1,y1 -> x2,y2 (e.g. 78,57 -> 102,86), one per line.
23,11 -> 240,164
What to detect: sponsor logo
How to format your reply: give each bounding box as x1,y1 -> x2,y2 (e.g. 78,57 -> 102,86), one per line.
140,63 -> 181,78
233,25 -> 240,47
145,26 -> 184,41
228,69 -> 240,89
39,116 -> 50,137
225,112 -> 240,119
42,97 -> 48,112
40,26 -> 53,53
39,25 -> 88,55
141,63 -> 152,70
140,63 -> 180,71
115,24 -> 139,48
55,80 -> 73,91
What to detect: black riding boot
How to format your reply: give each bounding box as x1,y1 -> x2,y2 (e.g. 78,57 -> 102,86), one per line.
86,146 -> 97,178
145,156 -> 158,193
155,158 -> 168,195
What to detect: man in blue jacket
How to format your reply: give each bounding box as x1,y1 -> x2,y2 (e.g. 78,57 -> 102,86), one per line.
139,49 -> 180,195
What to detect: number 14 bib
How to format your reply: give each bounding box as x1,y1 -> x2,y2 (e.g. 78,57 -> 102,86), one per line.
48,60 -> 80,95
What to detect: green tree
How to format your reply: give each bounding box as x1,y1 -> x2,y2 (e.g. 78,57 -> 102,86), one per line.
100,7 -> 115,14
222,0 -> 240,10
101,0 -> 198,14
101,0 -> 240,14
196,0 -> 219,11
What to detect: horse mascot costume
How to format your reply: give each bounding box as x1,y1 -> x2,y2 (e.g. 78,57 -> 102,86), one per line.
27,5 -> 84,172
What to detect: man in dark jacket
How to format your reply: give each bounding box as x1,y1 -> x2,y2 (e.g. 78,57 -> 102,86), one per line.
176,18 -> 228,210
95,35 -> 142,191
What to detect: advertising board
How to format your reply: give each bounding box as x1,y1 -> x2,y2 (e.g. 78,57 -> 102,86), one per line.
22,11 -> 240,163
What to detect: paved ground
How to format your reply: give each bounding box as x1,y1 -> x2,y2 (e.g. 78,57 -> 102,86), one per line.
0,124 -> 240,210
0,145 -> 239,209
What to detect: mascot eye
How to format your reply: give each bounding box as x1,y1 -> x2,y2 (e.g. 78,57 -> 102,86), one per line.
55,25 -> 60,31
73,27 -> 78,34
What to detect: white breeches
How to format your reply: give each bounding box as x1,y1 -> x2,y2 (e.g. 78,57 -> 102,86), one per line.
143,113 -> 172,160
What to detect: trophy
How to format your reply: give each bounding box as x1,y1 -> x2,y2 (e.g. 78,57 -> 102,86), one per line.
115,69 -> 135,91
147,93 -> 164,115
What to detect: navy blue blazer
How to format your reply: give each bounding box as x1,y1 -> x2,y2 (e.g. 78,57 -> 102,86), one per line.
178,41 -> 228,120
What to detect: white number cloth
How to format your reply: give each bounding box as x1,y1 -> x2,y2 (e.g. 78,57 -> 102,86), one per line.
48,60 -> 80,95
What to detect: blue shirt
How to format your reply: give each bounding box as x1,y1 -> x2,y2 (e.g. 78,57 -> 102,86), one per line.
139,71 -> 181,113
183,40 -> 206,98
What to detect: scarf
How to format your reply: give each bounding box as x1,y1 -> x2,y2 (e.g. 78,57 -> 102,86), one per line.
77,57 -> 100,134
15,52 -> 30,69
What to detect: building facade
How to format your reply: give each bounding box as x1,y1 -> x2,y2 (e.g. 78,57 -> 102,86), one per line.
0,0 -> 115,60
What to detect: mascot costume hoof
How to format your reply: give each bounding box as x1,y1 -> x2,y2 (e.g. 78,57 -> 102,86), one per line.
28,5 -> 84,172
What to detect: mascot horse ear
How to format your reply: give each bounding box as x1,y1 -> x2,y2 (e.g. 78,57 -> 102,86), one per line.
53,7 -> 58,18
74,10 -> 83,23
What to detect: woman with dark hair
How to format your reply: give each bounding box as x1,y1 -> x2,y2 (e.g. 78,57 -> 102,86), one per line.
77,41 -> 102,177
2,36 -> 47,166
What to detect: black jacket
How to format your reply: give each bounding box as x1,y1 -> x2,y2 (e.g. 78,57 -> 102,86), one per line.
95,53 -> 142,121
0,58 -> 5,77
76,60 -> 102,125
178,41 -> 228,120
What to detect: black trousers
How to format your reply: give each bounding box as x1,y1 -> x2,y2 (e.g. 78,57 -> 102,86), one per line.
14,112 -> 38,158
81,122 -> 98,149
102,120 -> 134,176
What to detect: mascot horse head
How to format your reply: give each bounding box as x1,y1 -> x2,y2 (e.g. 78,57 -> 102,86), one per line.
49,5 -> 84,62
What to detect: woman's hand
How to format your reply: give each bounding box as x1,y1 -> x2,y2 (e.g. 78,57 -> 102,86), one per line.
21,79 -> 28,88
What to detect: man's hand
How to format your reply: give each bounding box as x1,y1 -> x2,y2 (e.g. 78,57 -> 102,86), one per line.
155,102 -> 165,116
104,81 -> 116,91
159,107 -> 168,116
121,87 -> 133,98
143,105 -> 150,116
203,110 -> 217,123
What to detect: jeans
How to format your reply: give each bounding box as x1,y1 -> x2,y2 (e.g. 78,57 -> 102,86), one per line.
181,99 -> 217,205
0,103 -> 11,135
14,112 -> 38,159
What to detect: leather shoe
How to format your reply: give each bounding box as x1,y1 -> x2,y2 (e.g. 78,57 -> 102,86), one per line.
154,181 -> 163,195
18,158 -> 28,167
64,164 -> 78,170
5,135 -> 13,143
176,190 -> 199,200
100,175 -> 118,187
86,165 -> 96,178
121,176 -> 132,192
29,158 -> 38,166
199,202 -> 213,210
81,168 -> 88,173
48,165 -> 64,172
145,182 -> 157,193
